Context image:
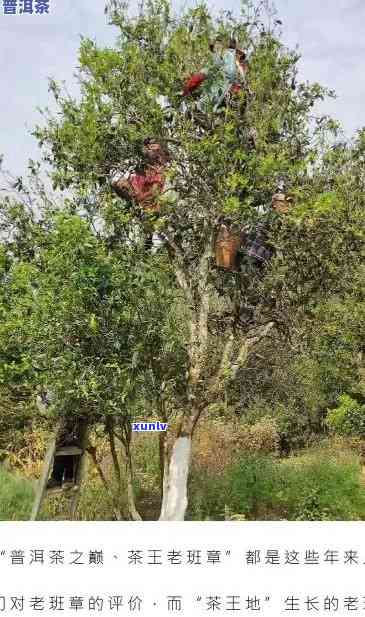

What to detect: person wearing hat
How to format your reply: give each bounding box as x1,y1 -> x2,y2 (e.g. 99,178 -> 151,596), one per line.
272,191 -> 292,214
110,139 -> 173,253
244,188 -> 294,268
110,139 -> 169,213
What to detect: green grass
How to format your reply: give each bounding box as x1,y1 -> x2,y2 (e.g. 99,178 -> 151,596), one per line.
0,466 -> 34,520
187,447 -> 365,521
3,437 -> 361,522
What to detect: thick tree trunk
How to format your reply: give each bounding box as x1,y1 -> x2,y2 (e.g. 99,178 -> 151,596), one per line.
159,435 -> 192,521
160,224 -> 275,521
158,283 -> 209,521
158,232 -> 213,520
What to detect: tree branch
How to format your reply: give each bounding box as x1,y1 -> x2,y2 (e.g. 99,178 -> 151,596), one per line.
105,417 -> 122,488
86,445 -> 124,521
208,321 -> 275,401
164,230 -> 193,306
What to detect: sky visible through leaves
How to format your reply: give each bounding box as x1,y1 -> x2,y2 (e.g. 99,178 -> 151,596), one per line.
0,0 -> 364,178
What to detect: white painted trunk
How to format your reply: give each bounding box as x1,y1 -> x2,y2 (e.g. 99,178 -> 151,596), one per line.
159,436 -> 192,521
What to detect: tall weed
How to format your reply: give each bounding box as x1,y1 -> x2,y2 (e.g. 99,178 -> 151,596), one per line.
188,446 -> 365,521
0,466 -> 34,520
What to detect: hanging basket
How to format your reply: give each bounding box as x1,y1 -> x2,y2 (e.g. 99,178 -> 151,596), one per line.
215,225 -> 241,270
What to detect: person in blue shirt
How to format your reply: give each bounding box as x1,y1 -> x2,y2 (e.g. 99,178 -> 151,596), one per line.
181,36 -> 249,113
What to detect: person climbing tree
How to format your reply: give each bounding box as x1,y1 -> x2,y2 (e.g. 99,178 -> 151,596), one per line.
110,138 -> 169,211
244,189 -> 294,268
110,138 -> 170,251
181,36 -> 249,113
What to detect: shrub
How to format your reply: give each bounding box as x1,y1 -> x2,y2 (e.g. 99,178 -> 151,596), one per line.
278,449 -> 365,520
192,417 -> 280,479
326,394 -> 365,438
192,420 -> 241,475
235,417 -> 280,455
188,454 -> 279,520
274,406 -> 315,453
243,401 -> 315,453
187,444 -> 365,521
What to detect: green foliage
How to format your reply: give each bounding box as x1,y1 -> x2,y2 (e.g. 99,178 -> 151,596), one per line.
1,0 -> 365,521
293,191 -> 344,219
188,455 -> 277,520
0,209 -> 187,425
326,394 -> 365,438
242,400 -> 314,452
0,467 -> 34,521
234,282 -> 365,454
32,0 -> 340,235
188,448 -> 365,521
279,451 -> 365,521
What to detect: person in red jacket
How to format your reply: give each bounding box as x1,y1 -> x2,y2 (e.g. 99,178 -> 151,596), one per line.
110,139 -> 170,251
110,138 -> 170,214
